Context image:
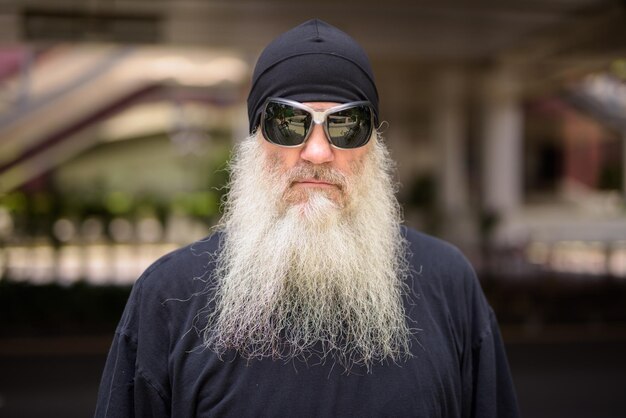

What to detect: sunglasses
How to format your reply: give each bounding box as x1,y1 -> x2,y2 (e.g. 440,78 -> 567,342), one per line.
260,98 -> 375,149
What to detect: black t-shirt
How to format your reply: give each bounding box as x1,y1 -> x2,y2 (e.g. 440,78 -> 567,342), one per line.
95,227 -> 520,417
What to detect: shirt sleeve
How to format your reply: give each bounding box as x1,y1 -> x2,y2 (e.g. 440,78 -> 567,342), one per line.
94,277 -> 171,418
469,308 -> 521,418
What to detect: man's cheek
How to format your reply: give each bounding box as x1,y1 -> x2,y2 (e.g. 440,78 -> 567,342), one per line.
263,151 -> 282,171
348,152 -> 369,176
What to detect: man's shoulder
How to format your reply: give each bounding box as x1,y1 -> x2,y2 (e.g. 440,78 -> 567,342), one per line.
402,224 -> 491,304
134,232 -> 222,292
400,225 -> 471,271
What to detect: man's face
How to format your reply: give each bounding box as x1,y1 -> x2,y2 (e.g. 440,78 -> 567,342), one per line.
207,110 -> 410,370
259,101 -> 372,209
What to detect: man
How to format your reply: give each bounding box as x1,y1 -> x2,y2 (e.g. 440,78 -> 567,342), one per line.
95,19 -> 520,417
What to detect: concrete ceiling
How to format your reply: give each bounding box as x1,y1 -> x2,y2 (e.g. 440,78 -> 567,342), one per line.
1,1 -> 623,61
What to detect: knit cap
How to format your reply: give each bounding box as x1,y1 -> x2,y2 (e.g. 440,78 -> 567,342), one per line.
247,19 -> 379,133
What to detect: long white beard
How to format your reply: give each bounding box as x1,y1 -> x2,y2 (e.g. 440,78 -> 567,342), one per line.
201,134 -> 412,371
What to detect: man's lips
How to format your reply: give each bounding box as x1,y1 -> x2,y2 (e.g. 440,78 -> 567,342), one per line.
292,179 -> 340,189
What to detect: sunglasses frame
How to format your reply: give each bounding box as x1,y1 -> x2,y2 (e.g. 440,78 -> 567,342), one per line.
260,97 -> 375,150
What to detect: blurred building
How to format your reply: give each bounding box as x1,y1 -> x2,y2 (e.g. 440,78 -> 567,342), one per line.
0,0 -> 625,285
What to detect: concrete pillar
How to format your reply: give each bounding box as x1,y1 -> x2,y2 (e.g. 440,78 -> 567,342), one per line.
431,69 -> 479,248
481,71 -> 523,216
433,69 -> 468,215
623,130 -> 626,200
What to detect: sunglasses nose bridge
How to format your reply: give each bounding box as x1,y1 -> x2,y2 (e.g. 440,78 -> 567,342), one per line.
311,110 -> 326,125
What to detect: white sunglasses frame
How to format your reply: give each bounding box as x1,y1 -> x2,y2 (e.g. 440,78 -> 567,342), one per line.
260,97 -> 375,149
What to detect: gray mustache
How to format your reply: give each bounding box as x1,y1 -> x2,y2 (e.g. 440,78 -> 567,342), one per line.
286,163 -> 348,190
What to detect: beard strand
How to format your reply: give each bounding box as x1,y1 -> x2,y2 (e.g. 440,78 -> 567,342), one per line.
199,134 -> 412,371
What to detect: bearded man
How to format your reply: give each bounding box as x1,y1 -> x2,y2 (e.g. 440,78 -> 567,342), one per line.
95,19 -> 520,418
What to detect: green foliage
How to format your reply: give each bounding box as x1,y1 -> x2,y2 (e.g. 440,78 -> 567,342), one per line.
598,165 -> 623,191
1,192 -> 28,214
104,191 -> 134,215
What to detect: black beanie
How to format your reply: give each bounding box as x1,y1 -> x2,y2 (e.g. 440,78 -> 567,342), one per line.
247,19 -> 379,134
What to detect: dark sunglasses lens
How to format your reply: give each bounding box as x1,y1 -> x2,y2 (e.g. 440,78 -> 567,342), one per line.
262,102 -> 311,146
327,105 -> 373,148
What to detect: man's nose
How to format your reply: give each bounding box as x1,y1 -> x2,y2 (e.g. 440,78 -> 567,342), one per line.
299,124 -> 335,164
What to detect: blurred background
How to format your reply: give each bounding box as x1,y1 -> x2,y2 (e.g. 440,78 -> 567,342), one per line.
0,1 -> 625,417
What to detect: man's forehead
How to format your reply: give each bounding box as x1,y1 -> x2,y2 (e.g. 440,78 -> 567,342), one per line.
302,101 -> 342,111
